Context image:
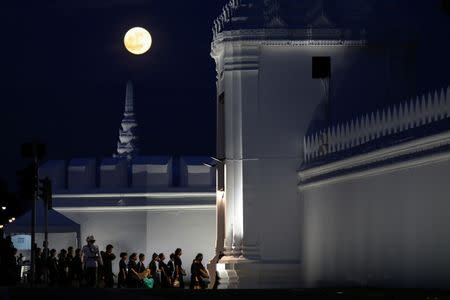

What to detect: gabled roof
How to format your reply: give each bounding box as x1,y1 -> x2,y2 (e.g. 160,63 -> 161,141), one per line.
5,200 -> 80,234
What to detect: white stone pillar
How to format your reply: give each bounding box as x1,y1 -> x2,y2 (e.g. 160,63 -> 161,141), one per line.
222,42 -> 261,259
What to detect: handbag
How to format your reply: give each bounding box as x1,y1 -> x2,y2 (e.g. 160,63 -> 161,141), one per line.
143,277 -> 154,289
172,277 -> 180,288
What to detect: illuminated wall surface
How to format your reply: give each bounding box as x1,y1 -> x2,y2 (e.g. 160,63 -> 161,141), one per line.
62,210 -> 216,276
36,156 -> 216,277
210,0 -> 450,289
300,152 -> 450,288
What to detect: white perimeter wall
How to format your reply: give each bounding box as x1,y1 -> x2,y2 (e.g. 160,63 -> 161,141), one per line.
59,209 -> 216,276
301,157 -> 450,288
233,45 -> 396,261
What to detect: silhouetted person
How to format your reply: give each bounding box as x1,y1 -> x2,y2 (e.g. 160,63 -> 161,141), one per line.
118,252 -> 128,288
173,248 -> 185,289
127,253 -> 139,288
82,235 -> 103,287
16,252 -> 23,283
158,253 -> 171,288
190,253 -> 209,290
47,249 -> 58,287
41,241 -> 49,284
101,244 -> 116,288
35,248 -> 43,284
167,253 -> 175,283
1,237 -> 17,286
137,253 -> 146,288
71,249 -> 83,287
57,249 -> 69,286
149,253 -> 160,288
66,246 -> 74,282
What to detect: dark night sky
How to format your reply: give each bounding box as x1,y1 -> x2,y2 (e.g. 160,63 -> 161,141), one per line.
1,0 -> 450,190
0,0 -> 229,188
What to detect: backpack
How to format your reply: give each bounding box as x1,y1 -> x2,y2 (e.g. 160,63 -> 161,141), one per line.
143,277 -> 154,289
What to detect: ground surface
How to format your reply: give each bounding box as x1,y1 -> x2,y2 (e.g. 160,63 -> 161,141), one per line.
2,288 -> 450,300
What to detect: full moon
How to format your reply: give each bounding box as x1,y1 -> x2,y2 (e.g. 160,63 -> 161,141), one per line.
124,27 -> 152,55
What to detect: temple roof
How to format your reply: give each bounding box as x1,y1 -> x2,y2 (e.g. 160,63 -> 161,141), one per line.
212,0 -> 417,44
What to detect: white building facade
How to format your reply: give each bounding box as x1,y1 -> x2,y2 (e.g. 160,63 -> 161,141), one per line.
37,82 -> 218,278
209,0 -> 450,289
39,155 -> 217,277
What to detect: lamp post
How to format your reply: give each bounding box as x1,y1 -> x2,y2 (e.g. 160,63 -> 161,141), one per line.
21,141 -> 46,286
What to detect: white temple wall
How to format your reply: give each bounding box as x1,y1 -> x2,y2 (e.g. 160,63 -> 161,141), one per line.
100,159 -> 128,189
68,159 -> 96,190
58,209 -> 215,276
257,45 -> 398,159
37,233 -> 78,253
221,44 -> 407,261
59,211 -> 148,275
301,156 -> 450,288
145,210 -> 216,268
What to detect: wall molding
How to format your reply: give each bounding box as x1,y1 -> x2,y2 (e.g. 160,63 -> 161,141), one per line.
298,130 -> 450,190
54,205 -> 216,213
53,192 -> 216,199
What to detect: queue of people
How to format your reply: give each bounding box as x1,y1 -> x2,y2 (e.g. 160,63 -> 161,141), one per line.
116,247 -> 209,289
1,234 -> 210,289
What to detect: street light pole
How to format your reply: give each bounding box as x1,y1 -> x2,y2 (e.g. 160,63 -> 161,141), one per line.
21,141 -> 46,286
30,144 -> 38,286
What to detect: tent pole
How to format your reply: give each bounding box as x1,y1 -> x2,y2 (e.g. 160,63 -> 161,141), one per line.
77,231 -> 81,249
44,200 -> 48,268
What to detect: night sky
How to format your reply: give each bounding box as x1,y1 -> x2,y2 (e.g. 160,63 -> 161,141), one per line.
1,0 -> 450,190
0,0 -> 229,188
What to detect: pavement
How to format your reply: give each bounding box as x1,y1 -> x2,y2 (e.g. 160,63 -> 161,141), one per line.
2,287 -> 450,300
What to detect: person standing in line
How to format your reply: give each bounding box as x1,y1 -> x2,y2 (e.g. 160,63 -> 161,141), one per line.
167,253 -> 175,283
136,253 -> 146,288
47,249 -> 58,287
35,248 -> 43,284
66,247 -> 74,284
14,250 -> 22,284
67,247 -> 74,260
41,241 -> 49,285
71,249 -> 83,287
127,253 -> 139,288
148,253 -> 160,288
81,235 -> 103,287
189,253 -> 209,290
173,248 -> 185,289
117,252 -> 128,288
101,244 -> 116,288
158,253 -> 171,288
57,249 -> 69,286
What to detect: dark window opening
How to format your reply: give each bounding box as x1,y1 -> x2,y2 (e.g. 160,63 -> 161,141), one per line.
312,56 -> 331,79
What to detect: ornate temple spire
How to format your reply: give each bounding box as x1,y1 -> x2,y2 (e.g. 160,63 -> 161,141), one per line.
115,81 -> 139,159
125,81 -> 134,114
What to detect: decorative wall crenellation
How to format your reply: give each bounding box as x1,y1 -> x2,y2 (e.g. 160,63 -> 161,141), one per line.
303,86 -> 450,163
213,0 -> 241,40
